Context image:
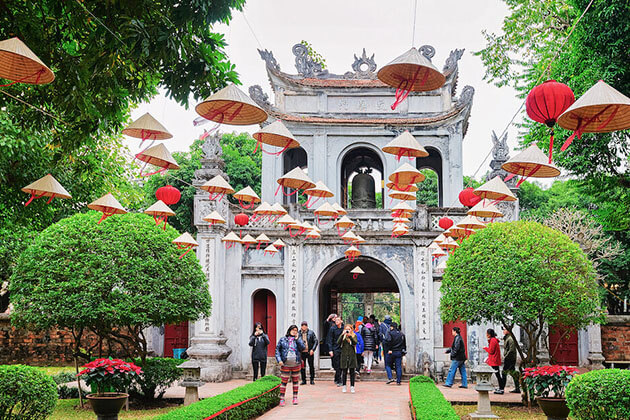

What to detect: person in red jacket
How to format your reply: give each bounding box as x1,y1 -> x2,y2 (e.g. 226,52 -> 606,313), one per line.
483,328 -> 505,394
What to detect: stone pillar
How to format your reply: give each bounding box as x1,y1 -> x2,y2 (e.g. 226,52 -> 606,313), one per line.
364,293 -> 374,318
586,323 -> 605,369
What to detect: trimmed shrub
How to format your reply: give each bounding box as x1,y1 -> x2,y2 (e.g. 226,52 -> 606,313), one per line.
154,375 -> 281,420
57,384 -> 89,400
409,375 -> 458,420
51,371 -> 76,385
129,357 -> 183,401
0,364 -> 57,419
566,369 -> 630,420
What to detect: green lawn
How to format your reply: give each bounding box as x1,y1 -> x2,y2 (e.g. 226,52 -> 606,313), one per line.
34,366 -> 76,376
453,404 -> 547,419
51,400 -> 178,420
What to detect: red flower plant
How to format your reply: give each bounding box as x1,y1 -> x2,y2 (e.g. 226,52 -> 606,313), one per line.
523,365 -> 578,399
79,358 -> 142,395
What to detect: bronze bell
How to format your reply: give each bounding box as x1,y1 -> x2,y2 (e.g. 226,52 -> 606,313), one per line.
351,168 -> 376,208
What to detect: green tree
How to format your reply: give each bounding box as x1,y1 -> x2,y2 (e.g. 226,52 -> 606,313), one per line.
416,169 -> 438,207
9,212 -> 211,363
221,132 -> 262,199
440,220 -> 603,366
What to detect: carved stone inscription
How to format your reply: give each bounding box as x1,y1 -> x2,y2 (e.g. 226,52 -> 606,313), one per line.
417,248 -> 430,340
286,246 -> 299,326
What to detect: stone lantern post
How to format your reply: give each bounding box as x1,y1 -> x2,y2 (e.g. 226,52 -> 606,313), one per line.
470,363 -> 499,419
178,360 -> 204,406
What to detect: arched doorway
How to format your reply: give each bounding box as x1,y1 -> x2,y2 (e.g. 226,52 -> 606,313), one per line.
416,147 -> 443,206
253,289 -> 277,356
317,257 -> 400,356
340,147 -> 384,209
282,147 -> 308,205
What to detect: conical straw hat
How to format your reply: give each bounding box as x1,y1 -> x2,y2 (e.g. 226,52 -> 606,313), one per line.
272,239 -> 286,248
136,143 -> 180,170
314,202 -> 338,217
255,233 -> 270,242
392,202 -> 415,213
457,215 -> 487,229
233,186 -> 261,203
377,47 -> 445,92
22,174 -> 71,199
222,232 -> 242,243
271,202 -> 288,215
304,181 -> 334,198
241,234 -> 257,244
393,217 -> 411,224
253,120 -> 300,149
122,112 -> 172,140
382,131 -> 429,158
0,37 -> 54,84
311,224 -> 322,233
557,80 -> 630,132
441,237 -> 459,249
263,244 -> 279,254
436,260 -> 448,270
335,216 -> 355,229
288,219 -> 303,229
302,221 -> 314,231
428,242 -> 442,251
253,201 -> 273,215
345,246 -> 361,257
200,175 -> 235,195
386,181 -> 418,193
332,203 -> 347,215
277,167 -> 316,190
450,225 -> 475,237
388,162 -> 425,185
144,200 -> 176,217
393,224 -> 409,235
467,201 -> 504,218
473,176 -> 517,201
502,144 -> 560,178
203,211 -> 226,224
342,230 -> 359,241
389,190 -> 416,201
306,229 -> 321,239
434,233 -> 447,244
350,266 -> 365,275
88,193 -> 127,215
195,84 -> 268,125
276,214 -> 296,226
173,232 -> 198,247
432,247 -> 447,257
353,235 -> 366,244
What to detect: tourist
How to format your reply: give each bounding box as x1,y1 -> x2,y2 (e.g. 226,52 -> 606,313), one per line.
354,315 -> 365,334
337,323 -> 358,393
326,315 -> 344,386
362,320 -> 377,373
249,322 -> 269,381
483,328 -> 504,394
443,326 -> 468,388
275,325 -> 306,406
502,327 -> 520,393
371,316 -> 380,364
379,315 -> 393,382
323,313 -> 337,353
299,321 -> 318,385
386,322 -> 406,385
355,324 -> 365,372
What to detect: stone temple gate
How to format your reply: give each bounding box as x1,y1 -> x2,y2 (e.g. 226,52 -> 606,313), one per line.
163,44 -> 605,381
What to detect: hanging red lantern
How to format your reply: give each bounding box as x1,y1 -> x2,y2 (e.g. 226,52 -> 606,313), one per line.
155,185 -> 181,205
458,188 -> 481,207
438,217 -> 454,230
234,212 -> 249,227
526,80 -> 575,163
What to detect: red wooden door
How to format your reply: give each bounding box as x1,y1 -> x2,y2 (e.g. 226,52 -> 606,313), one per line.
253,290 -> 276,356
164,321 -> 189,357
549,325 -> 578,365
443,321 -> 467,357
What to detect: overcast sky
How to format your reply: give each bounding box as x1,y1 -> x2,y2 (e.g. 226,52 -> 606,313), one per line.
127,0 -> 525,180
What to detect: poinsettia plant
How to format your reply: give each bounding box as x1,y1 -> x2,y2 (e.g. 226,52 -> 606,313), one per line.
523,365 -> 578,399
79,358 -> 143,395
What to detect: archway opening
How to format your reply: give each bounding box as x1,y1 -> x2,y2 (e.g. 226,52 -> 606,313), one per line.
282,147 -> 308,205
416,147 -> 443,207
341,147 -> 383,209
318,257 -> 400,356
252,289 -> 277,356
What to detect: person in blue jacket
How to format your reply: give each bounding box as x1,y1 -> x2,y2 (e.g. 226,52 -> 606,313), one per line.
275,325 -> 305,406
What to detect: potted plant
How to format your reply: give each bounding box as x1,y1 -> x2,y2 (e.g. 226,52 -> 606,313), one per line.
523,365 -> 578,420
79,358 -> 142,420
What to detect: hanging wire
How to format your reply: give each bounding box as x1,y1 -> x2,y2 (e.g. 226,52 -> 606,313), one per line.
242,10 -> 263,49
0,90 -> 70,125
411,0 -> 418,46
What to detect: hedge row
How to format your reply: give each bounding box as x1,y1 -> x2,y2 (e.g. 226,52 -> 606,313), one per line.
154,376 -> 281,420
409,375 -> 458,420
566,369 -> 630,420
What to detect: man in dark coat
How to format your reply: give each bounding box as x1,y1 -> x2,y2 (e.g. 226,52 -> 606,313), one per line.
326,316 -> 344,386
444,326 -> 468,388
379,315 -> 393,382
385,322 -> 407,385
502,327 -> 520,393
299,321 -> 318,385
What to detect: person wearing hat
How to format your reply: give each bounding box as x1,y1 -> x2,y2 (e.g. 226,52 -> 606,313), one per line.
379,315 -> 393,383
444,326 -> 468,388
299,321 -> 318,385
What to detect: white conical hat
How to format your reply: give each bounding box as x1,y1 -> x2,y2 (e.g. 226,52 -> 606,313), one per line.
87,193 -> 127,215
276,214 -> 296,225
203,211 -> 225,224
428,242 -> 442,251
386,181 -> 419,193
382,131 -> 428,159
391,202 -> 415,212
441,237 -> 459,249
473,176 -> 517,201
263,244 -> 279,254
350,266 -> 365,275
353,235 -> 366,245
255,233 -> 270,242
436,260 -> 448,270
314,202 -> 338,217
345,246 -> 361,257
253,201 -> 273,215
222,232 -> 242,243
388,162 -> 425,185
173,232 -> 198,247
302,221 -> 314,231
200,175 -> 235,195
272,239 -> 286,248
557,80 -> 630,132
304,181 -> 334,198
277,167 -> 316,190
389,190 -> 416,201
144,200 -> 176,216
253,120 -> 300,149
270,202 -> 288,215
377,47 -> 445,92
195,84 -> 268,125
306,229 -> 321,239
22,174 -> 71,199
342,230 -> 359,241
122,112 -> 172,140
502,144 -> 560,178
0,37 -> 54,84
241,234 -> 257,244
457,215 -> 487,229
434,233 -> 447,244
450,225 -> 475,237
393,217 -> 411,224
332,202 -> 347,215
467,201 -> 504,218
136,143 -> 180,170
233,186 -> 261,203
334,216 -> 355,229
432,247 -> 447,257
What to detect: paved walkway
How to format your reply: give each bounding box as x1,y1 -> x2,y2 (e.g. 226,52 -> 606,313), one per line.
437,383 -> 522,404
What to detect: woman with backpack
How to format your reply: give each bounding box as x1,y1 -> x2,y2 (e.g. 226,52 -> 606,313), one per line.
361,321 -> 377,373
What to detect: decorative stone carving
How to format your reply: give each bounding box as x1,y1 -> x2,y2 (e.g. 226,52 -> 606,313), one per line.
257,48 -> 280,72
487,130 -> 518,188
193,132 -> 226,186
248,85 -> 272,108
458,85 -> 475,107
418,45 -> 436,60
292,43 -> 329,78
344,49 -> 377,79
443,49 -> 464,97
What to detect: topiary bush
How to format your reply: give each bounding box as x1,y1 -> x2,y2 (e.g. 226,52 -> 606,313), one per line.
566,369 -> 630,419
0,364 -> 57,419
409,375 -> 458,420
129,357 -> 183,401
51,371 -> 76,385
